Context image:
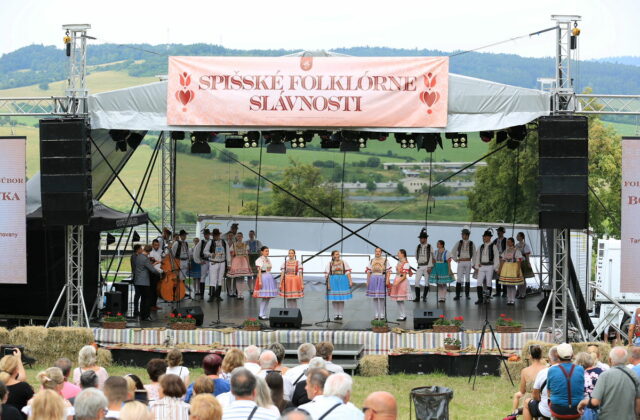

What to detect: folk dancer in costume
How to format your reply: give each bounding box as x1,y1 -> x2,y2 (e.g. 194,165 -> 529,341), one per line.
245,230 -> 263,295
223,231 -> 236,298
228,232 -> 253,300
279,249 -> 304,308
254,246 -> 278,320
325,250 -> 353,321
148,239 -> 163,310
430,240 -> 454,303
515,232 -> 533,299
157,228 -> 172,256
473,230 -> 500,304
189,238 -> 201,299
171,230 -> 190,290
450,228 -> 476,300
203,229 -> 226,302
492,227 -> 508,298
498,238 -> 524,305
413,228 -> 433,302
389,249 -> 412,321
193,229 -> 212,299
365,248 -> 391,320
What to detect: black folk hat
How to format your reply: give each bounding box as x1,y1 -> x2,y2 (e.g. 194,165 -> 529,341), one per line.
418,228 -> 429,239
482,230 -> 493,237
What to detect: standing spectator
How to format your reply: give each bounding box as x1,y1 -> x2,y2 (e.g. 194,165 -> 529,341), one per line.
221,368 -> 278,420
53,358 -> 81,400
291,359 -> 326,407
265,371 -> 294,414
298,368 -> 330,411
74,388 -> 108,420
73,346 -> 109,389
522,346 -> 559,420
315,342 -> 344,374
630,346 -> 640,375
362,391 -> 398,420
149,374 -> 190,420
144,359 -> 168,402
284,344 -> 316,394
578,346 -> 640,420
575,352 -> 603,398
510,344 -> 546,417
300,373 -> 363,420
546,343 -> 584,419
120,401 -> 152,420
185,354 -> 230,402
0,380 -> 22,420
244,346 -> 262,375
189,394 -> 222,420
586,344 -> 610,370
103,376 -> 128,420
0,348 -> 33,416
266,343 -> 289,375
257,351 -> 292,399
27,389 -> 66,420
220,348 -> 245,381
166,349 -> 190,387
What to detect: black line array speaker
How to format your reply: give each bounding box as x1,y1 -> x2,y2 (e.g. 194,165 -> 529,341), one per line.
269,308 -> 302,329
413,308 -> 444,330
538,115 -> 588,229
40,118 -> 93,225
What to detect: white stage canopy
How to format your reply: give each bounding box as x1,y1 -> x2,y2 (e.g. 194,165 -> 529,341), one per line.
88,72 -> 550,133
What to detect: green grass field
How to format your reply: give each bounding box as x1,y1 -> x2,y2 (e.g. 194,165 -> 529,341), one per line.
23,365 -> 514,419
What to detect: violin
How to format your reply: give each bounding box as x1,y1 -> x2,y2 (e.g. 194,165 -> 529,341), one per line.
158,249 -> 186,302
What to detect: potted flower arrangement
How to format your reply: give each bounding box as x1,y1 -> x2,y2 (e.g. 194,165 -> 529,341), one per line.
443,334 -> 461,351
242,318 -> 262,331
496,314 -> 522,333
168,312 -> 197,330
371,319 -> 390,333
433,315 -> 464,332
102,312 -> 126,329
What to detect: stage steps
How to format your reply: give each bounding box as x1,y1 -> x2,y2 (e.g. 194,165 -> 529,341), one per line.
280,343 -> 363,374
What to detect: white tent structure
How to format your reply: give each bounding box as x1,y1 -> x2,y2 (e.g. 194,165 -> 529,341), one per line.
88,74 -> 551,133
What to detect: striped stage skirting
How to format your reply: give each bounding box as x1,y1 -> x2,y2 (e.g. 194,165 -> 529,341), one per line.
93,328 -> 553,355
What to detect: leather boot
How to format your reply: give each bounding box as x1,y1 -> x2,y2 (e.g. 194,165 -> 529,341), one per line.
487,286 -> 493,300
465,282 -> 471,299
494,283 -> 501,297
215,285 -> 223,301
453,283 -> 461,300
474,286 -> 484,304
413,287 -> 420,302
207,286 -> 214,302
422,286 -> 428,302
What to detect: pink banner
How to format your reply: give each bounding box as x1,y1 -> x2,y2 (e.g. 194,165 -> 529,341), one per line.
621,137 -> 640,293
167,56 -> 448,128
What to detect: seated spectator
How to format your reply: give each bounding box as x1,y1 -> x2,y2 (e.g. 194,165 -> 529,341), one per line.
23,367 -> 74,418
166,349 -> 190,386
221,368 -> 278,420
120,401 -> 152,420
265,371 -> 294,414
27,389 -> 66,420
298,368 -> 330,413
510,345 -> 546,416
587,344 -> 610,370
280,410 -> 313,420
103,376 -> 128,419
0,348 -> 34,415
192,376 -> 214,396
292,358 -> 327,406
54,358 -> 81,400
266,343 -> 289,374
144,358 -> 168,402
149,374 -> 190,420
284,344 -> 316,396
257,350 -> 293,399
0,380 -> 22,420
547,343 -> 584,419
220,348 -> 245,381
300,372 -> 363,420
578,346 -> 640,420
185,354 -> 230,402
73,346 -> 109,389
575,351 -> 602,398
189,394 -> 222,420
244,346 -> 262,375
523,347 -> 558,420
362,391 -> 397,420
74,388 -> 109,420
124,374 -> 148,404
315,342 -> 344,374
255,376 -> 281,418
70,370 -> 100,405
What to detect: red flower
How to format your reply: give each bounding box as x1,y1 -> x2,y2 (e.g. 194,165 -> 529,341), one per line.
186,314 -> 193,319
447,334 -> 452,337
177,313 -> 182,317
439,314 -> 445,318
117,312 -> 122,316
458,316 -> 464,321
169,313 -> 175,318
500,313 -> 506,317
249,318 -> 257,322
106,312 -> 111,315
505,318 -> 513,322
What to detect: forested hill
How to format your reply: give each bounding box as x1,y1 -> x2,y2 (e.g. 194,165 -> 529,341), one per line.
1,43 -> 640,95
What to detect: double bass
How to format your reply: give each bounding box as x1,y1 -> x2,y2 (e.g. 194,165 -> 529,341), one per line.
158,241 -> 186,301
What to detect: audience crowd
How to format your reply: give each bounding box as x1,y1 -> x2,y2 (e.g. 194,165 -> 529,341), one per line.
0,342 -> 398,420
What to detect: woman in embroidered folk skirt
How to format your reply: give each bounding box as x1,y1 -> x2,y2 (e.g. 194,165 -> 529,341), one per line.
516,232 -> 534,299
325,250 -> 353,321
389,249 -> 411,321
227,232 -> 253,300
254,246 -> 278,319
279,249 -> 304,308
499,238 -> 524,305
429,240 -> 454,303
365,247 -> 391,320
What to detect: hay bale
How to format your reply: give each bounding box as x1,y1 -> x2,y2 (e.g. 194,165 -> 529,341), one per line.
501,360 -> 525,383
0,327 -> 9,345
9,326 -> 49,363
97,348 -> 112,368
359,355 -> 388,377
8,327 -> 95,366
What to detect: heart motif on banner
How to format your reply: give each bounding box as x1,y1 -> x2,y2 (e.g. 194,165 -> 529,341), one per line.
420,91 -> 440,107
176,89 -> 194,106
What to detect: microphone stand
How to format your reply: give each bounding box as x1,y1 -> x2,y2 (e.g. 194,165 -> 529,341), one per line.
315,259 -> 337,326
282,256 -> 287,308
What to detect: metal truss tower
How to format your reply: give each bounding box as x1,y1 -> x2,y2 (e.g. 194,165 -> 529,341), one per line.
161,132 -> 176,232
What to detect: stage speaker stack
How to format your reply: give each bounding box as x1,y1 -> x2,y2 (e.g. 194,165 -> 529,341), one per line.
40,118 -> 93,226
413,308 -> 444,330
538,115 -> 589,229
269,308 -> 302,329
105,291 -> 124,314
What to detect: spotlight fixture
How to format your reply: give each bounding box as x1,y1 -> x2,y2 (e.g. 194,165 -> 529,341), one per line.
291,131 -> 314,149
395,133 -> 416,149
496,130 -> 508,144
339,131 -> 365,152
109,129 -> 130,152
321,132 -> 341,149
224,135 -> 245,148
190,132 -> 212,153
446,133 -> 467,148
417,133 -> 443,153
132,230 -> 141,242
507,125 -> 527,141
367,133 -> 388,142
243,131 -> 261,148
126,132 -> 144,149
106,233 -> 116,245
266,131 -> 286,154
170,131 -> 185,141
479,131 -> 494,143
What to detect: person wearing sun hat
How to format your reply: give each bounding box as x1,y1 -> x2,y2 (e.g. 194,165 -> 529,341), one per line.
546,343 -> 584,419
472,229 -> 499,304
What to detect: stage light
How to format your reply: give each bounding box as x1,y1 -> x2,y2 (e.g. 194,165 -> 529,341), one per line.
447,133 -> 468,148
225,135 -> 245,148
291,131 -> 314,149
339,131 -> 364,152
170,131 -> 185,141
266,131 -> 286,154
267,142 -> 286,154
191,132 -> 212,153
109,129 -> 129,152
417,133 -> 443,153
480,131 -> 494,143
243,131 -> 261,148
367,132 -> 388,142
127,132 -> 144,149
507,125 -> 527,141
132,231 -> 141,242
106,233 -> 116,245
321,132 -> 341,149
496,130 -> 508,144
